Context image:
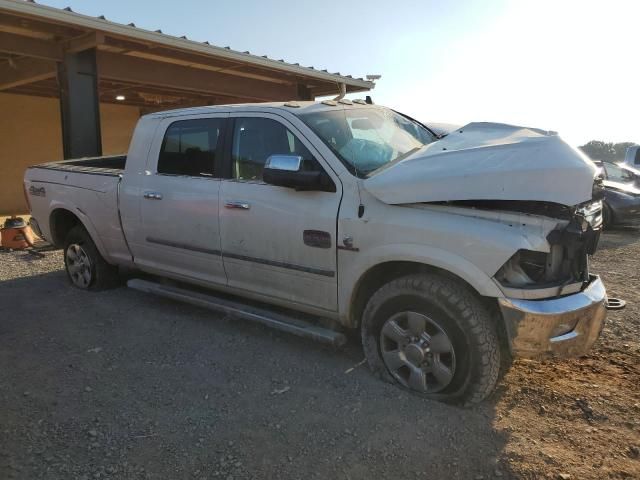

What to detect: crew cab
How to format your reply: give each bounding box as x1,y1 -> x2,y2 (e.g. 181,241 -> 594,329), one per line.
24,100 -> 608,405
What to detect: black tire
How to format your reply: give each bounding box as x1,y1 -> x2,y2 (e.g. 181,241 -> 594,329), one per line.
361,273 -> 501,406
63,225 -> 119,290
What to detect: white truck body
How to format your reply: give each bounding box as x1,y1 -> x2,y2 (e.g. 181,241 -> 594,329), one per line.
24,101 -> 608,403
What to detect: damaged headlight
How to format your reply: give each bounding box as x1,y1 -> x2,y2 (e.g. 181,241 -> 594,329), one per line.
496,210 -> 598,291
577,200 -> 603,230
495,249 -> 560,287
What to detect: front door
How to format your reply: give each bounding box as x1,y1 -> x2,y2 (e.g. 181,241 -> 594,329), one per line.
134,114 -> 228,285
219,113 -> 341,311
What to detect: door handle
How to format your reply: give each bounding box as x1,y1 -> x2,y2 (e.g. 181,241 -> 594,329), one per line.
224,201 -> 250,210
143,191 -> 163,200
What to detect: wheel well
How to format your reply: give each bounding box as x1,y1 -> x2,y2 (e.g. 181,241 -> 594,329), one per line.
349,261 -> 499,329
50,209 -> 82,247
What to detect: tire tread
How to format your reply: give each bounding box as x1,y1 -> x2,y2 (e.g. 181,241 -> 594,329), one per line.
361,273 -> 501,406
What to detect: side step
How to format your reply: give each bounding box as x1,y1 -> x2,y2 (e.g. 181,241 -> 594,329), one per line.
127,278 -> 347,347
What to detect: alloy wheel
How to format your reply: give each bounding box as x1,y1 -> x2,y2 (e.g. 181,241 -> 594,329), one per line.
379,311 -> 456,393
66,244 -> 92,288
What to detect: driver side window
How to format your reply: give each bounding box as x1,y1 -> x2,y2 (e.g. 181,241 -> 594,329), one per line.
231,117 -> 318,181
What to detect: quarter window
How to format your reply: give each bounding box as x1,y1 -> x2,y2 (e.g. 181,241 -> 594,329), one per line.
158,118 -> 224,177
232,117 -> 316,181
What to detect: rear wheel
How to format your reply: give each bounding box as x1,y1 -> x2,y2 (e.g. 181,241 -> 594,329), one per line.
361,273 -> 501,405
63,225 -> 119,290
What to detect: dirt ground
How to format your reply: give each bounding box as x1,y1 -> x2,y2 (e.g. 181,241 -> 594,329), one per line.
0,229 -> 638,480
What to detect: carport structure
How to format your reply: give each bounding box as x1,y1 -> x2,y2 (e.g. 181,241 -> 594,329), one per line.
0,0 -> 373,214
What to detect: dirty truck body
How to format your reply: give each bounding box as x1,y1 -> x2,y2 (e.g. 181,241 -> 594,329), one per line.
24,102 -> 607,404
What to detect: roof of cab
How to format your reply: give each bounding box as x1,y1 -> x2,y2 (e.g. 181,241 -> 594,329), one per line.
148,100 -> 379,118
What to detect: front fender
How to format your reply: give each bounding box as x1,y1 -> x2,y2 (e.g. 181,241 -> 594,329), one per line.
338,242 -> 504,324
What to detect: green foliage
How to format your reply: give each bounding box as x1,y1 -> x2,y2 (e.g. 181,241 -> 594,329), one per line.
579,141 -> 636,162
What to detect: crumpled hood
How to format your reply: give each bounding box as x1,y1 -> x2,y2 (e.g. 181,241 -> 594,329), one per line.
364,122 -> 598,207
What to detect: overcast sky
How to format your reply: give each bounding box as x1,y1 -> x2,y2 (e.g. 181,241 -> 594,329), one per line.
40,0 -> 638,146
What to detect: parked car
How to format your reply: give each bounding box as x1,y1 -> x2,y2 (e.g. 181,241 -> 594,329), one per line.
593,160 -> 640,226
25,101 -> 608,405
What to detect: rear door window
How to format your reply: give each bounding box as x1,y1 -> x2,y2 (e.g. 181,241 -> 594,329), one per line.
158,118 -> 224,177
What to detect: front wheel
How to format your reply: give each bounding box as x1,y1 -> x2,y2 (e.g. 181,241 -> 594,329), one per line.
361,273 -> 502,406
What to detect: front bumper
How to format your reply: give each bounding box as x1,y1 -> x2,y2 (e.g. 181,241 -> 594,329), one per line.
498,275 -> 607,358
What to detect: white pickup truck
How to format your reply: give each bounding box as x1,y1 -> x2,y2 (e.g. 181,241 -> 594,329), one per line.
24,100 -> 608,404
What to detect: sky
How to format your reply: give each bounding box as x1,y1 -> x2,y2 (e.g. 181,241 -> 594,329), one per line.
38,0 -> 639,146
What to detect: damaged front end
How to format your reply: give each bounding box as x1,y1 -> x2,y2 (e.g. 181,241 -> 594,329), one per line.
495,201 -> 602,299
494,183 -> 604,300
494,197 -> 607,358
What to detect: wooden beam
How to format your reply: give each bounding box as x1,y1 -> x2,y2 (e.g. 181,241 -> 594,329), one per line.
0,13 -> 83,39
64,32 -> 104,54
0,31 -> 63,61
0,57 -> 57,90
97,51 -> 298,102
102,36 -> 294,85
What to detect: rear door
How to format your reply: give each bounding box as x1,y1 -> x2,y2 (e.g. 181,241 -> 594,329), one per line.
133,113 -> 228,285
219,112 -> 342,312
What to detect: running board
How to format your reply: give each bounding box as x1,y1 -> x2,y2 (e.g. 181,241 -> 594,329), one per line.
127,278 -> 347,347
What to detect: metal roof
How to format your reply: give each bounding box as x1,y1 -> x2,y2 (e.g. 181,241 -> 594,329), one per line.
0,0 -> 374,91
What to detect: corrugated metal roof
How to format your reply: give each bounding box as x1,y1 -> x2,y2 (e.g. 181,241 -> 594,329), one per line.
2,0 -> 375,91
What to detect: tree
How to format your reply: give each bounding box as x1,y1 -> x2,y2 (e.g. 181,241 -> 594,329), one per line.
579,141 -> 636,162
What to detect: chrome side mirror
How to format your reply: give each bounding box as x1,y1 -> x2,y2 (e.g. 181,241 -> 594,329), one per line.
264,154 -> 303,172
263,154 -> 335,192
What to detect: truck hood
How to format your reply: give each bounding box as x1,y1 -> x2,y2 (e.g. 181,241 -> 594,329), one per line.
364,122 -> 598,207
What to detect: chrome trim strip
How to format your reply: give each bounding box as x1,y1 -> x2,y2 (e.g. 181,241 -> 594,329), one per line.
145,237 -> 335,278
223,251 -> 335,278
146,237 -> 221,256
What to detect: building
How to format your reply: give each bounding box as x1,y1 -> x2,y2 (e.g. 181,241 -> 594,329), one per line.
0,0 -> 374,214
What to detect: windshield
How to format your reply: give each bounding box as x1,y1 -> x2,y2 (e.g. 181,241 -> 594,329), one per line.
300,107 -> 436,177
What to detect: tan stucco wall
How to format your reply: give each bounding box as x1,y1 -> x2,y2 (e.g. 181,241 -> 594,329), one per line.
0,93 -> 140,215
100,102 -> 140,155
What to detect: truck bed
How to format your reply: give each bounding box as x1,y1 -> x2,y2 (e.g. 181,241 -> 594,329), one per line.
24,154 -> 132,266
32,154 -> 127,176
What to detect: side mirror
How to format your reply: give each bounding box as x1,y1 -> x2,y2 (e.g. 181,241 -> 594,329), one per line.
263,155 -> 335,192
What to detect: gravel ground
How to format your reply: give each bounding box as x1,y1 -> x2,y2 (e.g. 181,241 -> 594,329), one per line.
0,230 -> 638,480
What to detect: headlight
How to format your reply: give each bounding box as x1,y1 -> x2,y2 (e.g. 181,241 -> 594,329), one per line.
495,249 -> 548,287
577,200 -> 602,229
